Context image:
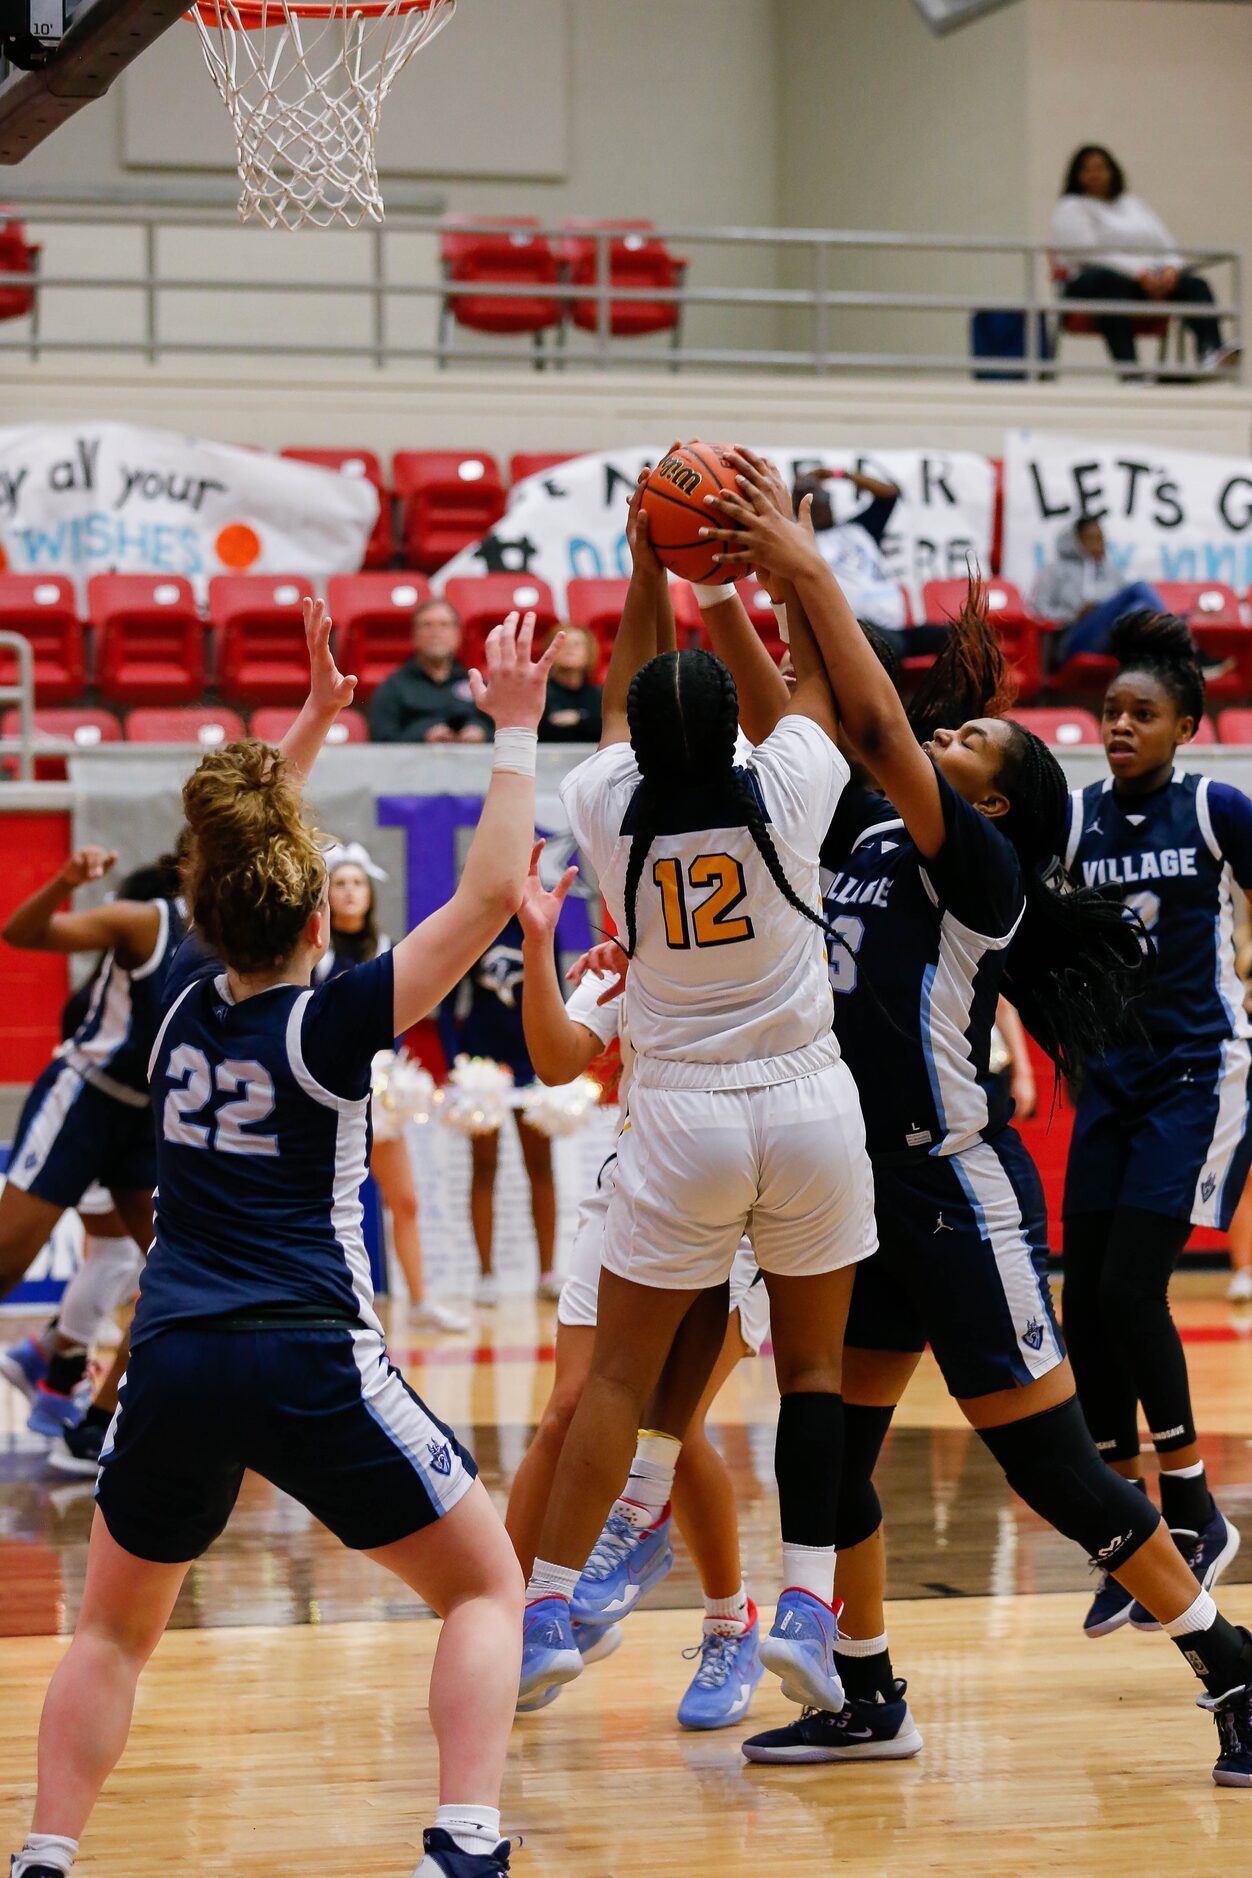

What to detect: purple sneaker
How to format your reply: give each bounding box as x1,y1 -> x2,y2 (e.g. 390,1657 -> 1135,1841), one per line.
0,1335 -> 49,1403
758,1589 -> 845,1713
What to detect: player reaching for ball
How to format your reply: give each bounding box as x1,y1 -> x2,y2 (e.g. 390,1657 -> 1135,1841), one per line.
516,464 -> 877,1718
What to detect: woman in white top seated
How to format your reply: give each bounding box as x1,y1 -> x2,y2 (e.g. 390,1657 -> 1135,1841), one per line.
1051,143 -> 1235,372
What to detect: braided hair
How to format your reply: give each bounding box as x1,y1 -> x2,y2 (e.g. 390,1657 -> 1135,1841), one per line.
1107,609 -> 1204,724
909,574 -> 1015,746
621,649 -> 840,959
994,722 -> 1151,1081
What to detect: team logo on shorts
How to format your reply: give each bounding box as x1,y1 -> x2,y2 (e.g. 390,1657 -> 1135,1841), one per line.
1022,1317 -> 1045,1352
427,1438 -> 453,1478
1200,1171 -> 1217,1204
22,1149 -> 38,1172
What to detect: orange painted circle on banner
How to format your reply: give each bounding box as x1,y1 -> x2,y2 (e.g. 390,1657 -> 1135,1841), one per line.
215,523 -> 262,569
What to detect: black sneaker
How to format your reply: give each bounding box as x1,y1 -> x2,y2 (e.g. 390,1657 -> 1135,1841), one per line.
11,1861 -> 70,1877
1129,1508 -> 1241,1631
415,1827 -> 513,1876
1197,1682 -> 1252,1788
1082,1570 -> 1135,1638
742,1682 -> 923,1762
48,1416 -> 107,1478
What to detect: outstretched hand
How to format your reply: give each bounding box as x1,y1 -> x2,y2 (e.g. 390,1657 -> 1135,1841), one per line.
626,466 -> 665,584
469,610 -> 564,730
701,448 -> 824,586
518,840 -> 579,943
303,597 -> 357,716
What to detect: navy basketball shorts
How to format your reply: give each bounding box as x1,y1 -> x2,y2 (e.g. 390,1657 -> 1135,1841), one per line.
846,1127 -> 1065,1399
95,1324 -> 477,1564
6,1059 -> 157,1209
458,1012 -> 535,1091
1063,1040 -> 1252,1232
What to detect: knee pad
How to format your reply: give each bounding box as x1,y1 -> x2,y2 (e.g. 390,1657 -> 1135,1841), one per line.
977,1397 -> 1160,1572
835,1403 -> 893,1551
58,1234 -> 143,1347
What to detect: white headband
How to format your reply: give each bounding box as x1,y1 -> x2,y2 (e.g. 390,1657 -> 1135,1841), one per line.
323,841 -> 388,882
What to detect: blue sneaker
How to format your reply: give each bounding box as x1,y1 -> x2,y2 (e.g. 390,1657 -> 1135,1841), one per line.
0,1334 -> 49,1402
1198,1681 -> 1252,1788
515,1619 -> 621,1714
1083,1570 -> 1135,1638
517,1596 -> 582,1708
569,1506 -> 673,1628
414,1825 -> 513,1875
742,1680 -> 924,1762
758,1590 -> 844,1713
26,1381 -> 84,1438
677,1608 -> 764,1731
1129,1508 -> 1241,1632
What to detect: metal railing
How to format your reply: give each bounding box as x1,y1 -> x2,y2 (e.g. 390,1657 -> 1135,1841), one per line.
0,631 -> 34,780
0,199 -> 1242,379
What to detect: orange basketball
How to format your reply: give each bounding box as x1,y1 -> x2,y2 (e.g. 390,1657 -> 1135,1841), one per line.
640,441 -> 750,585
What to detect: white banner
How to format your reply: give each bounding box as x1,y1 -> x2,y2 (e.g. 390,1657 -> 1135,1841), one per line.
0,422 -> 378,600
434,445 -> 997,616
1002,430 -> 1252,599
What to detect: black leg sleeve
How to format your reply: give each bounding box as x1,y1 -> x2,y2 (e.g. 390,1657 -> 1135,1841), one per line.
775,1391 -> 844,1547
1099,1207 -> 1196,1454
1062,1211 -> 1141,1464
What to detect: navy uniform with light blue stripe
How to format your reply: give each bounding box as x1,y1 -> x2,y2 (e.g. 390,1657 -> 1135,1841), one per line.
446,914 -> 537,1088
95,938 -> 476,1564
821,768 -> 1062,1397
1063,767 -> 1252,1229
6,897 -> 185,1208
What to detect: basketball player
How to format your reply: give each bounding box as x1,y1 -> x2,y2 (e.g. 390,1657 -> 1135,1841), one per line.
9,604 -> 559,1878
700,454 -> 1252,1785
1062,612 -> 1248,1637
517,474 -> 876,1717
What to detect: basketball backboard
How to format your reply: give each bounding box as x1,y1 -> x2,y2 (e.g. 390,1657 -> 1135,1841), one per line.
0,0 -> 188,163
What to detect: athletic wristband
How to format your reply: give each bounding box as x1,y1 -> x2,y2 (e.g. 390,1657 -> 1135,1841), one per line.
771,600 -> 791,646
692,581 -> 735,609
491,728 -> 538,776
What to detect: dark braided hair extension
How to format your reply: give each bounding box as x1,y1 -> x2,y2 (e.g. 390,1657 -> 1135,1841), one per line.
908,574 -> 1016,746
621,649 -> 851,963
994,722 -> 1152,1083
1107,609 -> 1204,723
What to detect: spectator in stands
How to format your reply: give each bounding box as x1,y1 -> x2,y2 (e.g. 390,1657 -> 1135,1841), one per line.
368,597 -> 492,744
792,465 -> 906,629
537,626 -> 602,744
1033,517 -> 1166,658
1051,144 -> 1238,372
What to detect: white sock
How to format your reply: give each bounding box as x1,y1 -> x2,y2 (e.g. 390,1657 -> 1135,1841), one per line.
433,1804 -> 501,1858
1168,1459 -> 1206,1479
834,1629 -> 888,1658
781,1542 -> 836,1606
703,1584 -> 750,1636
618,1429 -> 680,1520
1164,1590 -> 1218,1638
525,1558 -> 579,1605
13,1835 -> 79,1875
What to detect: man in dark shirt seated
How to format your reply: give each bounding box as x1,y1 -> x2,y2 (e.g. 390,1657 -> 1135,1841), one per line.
368,597 -> 493,744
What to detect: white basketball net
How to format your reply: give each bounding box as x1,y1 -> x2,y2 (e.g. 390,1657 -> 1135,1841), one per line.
193,0 -> 456,230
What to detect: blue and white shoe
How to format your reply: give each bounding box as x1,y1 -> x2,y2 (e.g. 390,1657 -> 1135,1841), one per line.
758,1590 -> 845,1713
677,1608 -> 764,1731
515,1619 -> 622,1714
517,1596 -> 582,1709
742,1680 -> 924,1763
1083,1570 -> 1135,1638
1129,1508 -> 1241,1632
1198,1681 -> 1252,1788
569,1506 -> 673,1628
414,1825 -> 514,1875
26,1382 -> 84,1439
0,1335 -> 49,1403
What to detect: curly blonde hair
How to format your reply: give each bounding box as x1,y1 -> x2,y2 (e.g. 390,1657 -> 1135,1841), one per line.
182,739 -> 326,973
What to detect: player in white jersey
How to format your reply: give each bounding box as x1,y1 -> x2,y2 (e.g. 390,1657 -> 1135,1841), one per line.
517,472 -> 876,1719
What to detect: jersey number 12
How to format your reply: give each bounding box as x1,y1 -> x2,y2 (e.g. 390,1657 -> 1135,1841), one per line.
653,854 -> 755,949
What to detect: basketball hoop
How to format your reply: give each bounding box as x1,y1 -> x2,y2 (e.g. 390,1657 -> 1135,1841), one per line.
190,0 -> 456,230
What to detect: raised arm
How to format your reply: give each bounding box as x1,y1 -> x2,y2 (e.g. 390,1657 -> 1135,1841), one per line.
600,468 -> 670,746
516,847 -> 602,1084
278,598 -> 357,788
390,612 -> 561,1032
2,846 -> 159,967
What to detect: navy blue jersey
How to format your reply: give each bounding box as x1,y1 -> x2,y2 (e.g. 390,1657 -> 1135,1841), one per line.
1065,769 -> 1252,1055
444,914 -> 537,1083
132,941 -> 397,1345
313,930 -> 393,985
58,897 -> 186,1103
821,768 -> 1024,1158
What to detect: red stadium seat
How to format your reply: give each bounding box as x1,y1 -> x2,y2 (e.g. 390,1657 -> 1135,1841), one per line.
438,217 -> 562,360
1152,582 -> 1252,702
691,579 -> 786,664
210,575 -> 315,706
1190,714 -> 1217,746
566,577 -> 628,678
442,575 -> 558,671
559,220 -> 687,340
922,575 -> 1042,700
510,452 -> 576,486
251,705 -> 369,746
88,574 -> 204,707
0,575 -> 85,703
1050,260 -> 1170,354
125,706 -> 246,746
392,451 -> 506,574
1218,710 -> 1252,745
0,215 -> 39,322
1011,706 -> 1101,747
1155,581 -> 1245,627
2,705 -> 121,780
327,573 -> 431,701
281,449 -> 394,570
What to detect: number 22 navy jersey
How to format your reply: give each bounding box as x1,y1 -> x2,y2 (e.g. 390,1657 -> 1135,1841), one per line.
1065,767 -> 1252,1056
132,940 -> 397,1347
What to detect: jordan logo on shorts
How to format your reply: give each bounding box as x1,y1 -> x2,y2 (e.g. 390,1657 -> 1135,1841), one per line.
1022,1317 -> 1044,1352
427,1438 -> 452,1478
1200,1171 -> 1217,1204
932,1213 -> 953,1234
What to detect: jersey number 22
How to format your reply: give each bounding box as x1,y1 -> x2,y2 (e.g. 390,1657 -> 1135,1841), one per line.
162,1043 -> 279,1157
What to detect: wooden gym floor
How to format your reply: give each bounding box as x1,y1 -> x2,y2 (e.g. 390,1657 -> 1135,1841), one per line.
2,1276 -> 1252,1875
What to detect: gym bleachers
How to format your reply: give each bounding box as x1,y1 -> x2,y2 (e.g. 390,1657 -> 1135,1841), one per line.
392,450 -> 506,573
89,574 -> 205,707
125,706 -> 247,746
442,574 -> 559,670
327,573 -> 431,700
211,574 -> 317,706
0,575 -> 85,703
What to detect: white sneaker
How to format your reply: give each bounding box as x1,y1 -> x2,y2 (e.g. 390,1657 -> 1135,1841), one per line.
1227,1268 -> 1252,1302
1200,344 -> 1242,374
475,1273 -> 499,1307
410,1299 -> 470,1334
537,1272 -> 563,1303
